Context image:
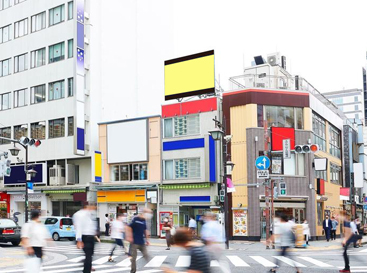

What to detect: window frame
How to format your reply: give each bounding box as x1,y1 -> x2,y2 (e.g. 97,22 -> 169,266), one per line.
68,77 -> 74,97
30,47 -> 46,69
163,114 -> 200,138
68,39 -> 73,58
68,116 -> 74,136
68,1 -> 74,20
30,84 -> 46,104
330,163 -> 342,186
13,124 -> 28,140
48,118 -> 65,139
14,18 -> 28,39
14,52 -> 28,73
49,4 -> 65,26
14,88 -> 27,108
0,24 -> 12,44
48,80 -> 65,101
0,92 -> 11,110
0,58 -> 11,77
164,157 -> 201,180
49,42 -> 65,63
0,127 -> 11,144
30,121 -> 46,140
31,11 -> 46,33
329,124 -> 341,159
312,112 -> 326,152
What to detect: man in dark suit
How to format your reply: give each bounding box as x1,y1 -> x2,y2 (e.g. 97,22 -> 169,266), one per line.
323,215 -> 332,242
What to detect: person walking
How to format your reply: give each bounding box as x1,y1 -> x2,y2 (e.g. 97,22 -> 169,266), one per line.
189,216 -> 197,236
125,211 -> 150,273
323,215 -> 332,242
105,213 -> 110,236
356,217 -> 363,247
269,213 -> 300,273
162,217 -> 173,250
21,210 -> 52,273
331,216 -> 338,241
108,213 -> 125,262
302,220 -> 310,245
73,202 -> 98,273
351,218 -> 360,248
162,228 -> 211,273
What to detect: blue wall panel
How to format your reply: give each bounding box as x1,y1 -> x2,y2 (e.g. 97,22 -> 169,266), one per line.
180,196 -> 210,202
209,136 -> 216,182
163,138 -> 204,151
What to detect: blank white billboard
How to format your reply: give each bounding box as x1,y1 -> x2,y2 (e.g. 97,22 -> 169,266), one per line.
107,119 -> 148,164
353,162 -> 364,188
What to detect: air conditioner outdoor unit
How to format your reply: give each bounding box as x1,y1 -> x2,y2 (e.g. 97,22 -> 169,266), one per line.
67,164 -> 76,185
267,53 -> 281,66
49,165 -> 65,186
256,83 -> 266,88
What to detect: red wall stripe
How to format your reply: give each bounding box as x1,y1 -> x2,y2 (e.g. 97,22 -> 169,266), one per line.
162,97 -> 217,118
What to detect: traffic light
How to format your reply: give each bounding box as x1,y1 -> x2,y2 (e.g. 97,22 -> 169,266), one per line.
279,182 -> 286,196
273,184 -> 278,199
19,137 -> 41,147
295,144 -> 319,153
4,159 -> 11,177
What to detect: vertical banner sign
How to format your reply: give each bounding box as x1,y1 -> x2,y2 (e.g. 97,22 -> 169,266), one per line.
75,0 -> 85,155
94,151 -> 102,182
283,139 -> 291,159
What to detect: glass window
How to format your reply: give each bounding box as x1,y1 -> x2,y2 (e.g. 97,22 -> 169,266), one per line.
317,202 -> 323,226
355,96 -> 358,102
1,0 -> 11,10
68,1 -> 73,20
329,124 -> 341,158
164,160 -> 173,179
68,39 -> 73,58
0,25 -> 11,43
120,165 -> 129,181
14,0 -> 26,4
0,58 -> 11,77
68,78 -> 74,97
264,106 -> 298,128
49,80 -> 65,101
49,42 -> 65,63
14,124 -> 28,140
31,12 -> 46,33
312,112 -> 326,152
271,152 -> 304,176
111,165 -> 119,181
14,88 -> 27,108
30,48 -> 46,68
30,84 -> 46,104
166,158 -> 201,180
188,158 -> 200,178
14,53 -> 28,73
330,163 -> 342,185
49,5 -> 65,26
132,164 -> 148,180
14,18 -> 28,38
68,117 -> 74,136
355,105 -> 359,111
295,108 -> 303,129
31,121 -> 45,139
1,93 -> 10,110
163,118 -> 173,138
257,105 -> 264,127
175,159 -> 188,179
171,115 -> 200,137
49,118 -> 65,138
0,127 -> 11,144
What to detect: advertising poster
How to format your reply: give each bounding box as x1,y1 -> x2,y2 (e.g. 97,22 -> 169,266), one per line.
272,157 -> 282,174
233,209 -> 248,236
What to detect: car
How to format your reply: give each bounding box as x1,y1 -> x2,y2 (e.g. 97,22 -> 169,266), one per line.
0,218 -> 21,246
42,216 -> 75,241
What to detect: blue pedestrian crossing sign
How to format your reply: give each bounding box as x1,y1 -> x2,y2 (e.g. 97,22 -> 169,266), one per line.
255,156 -> 270,170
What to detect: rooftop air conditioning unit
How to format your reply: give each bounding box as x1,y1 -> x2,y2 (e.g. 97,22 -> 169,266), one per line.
267,53 -> 281,66
256,83 -> 266,88
67,164 -> 79,185
49,165 -> 65,186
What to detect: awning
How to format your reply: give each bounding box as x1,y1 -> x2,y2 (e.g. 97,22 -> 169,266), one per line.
160,183 -> 211,190
43,190 -> 86,194
95,184 -> 157,191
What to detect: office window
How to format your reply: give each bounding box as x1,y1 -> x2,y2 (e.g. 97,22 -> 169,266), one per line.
0,58 -> 11,77
262,105 -> 304,129
355,105 -> 359,111
164,158 -> 201,180
49,5 -> 65,26
49,80 -> 65,101
14,124 -> 28,140
329,124 -> 341,158
164,160 -> 173,179
111,165 -> 130,181
133,164 -> 148,180
30,48 -> 46,68
31,121 -> 45,139
68,78 -> 74,97
14,53 -> 28,73
355,96 -> 358,102
30,84 -> 46,104
163,115 -> 200,138
14,18 -> 28,38
355,114 -> 359,119
270,152 -> 305,176
0,127 -> 11,145
317,203 -> 323,226
31,11 -> 46,33
330,163 -> 342,185
49,42 -> 65,63
68,117 -> 74,136
68,39 -> 73,58
49,118 -> 65,138
14,89 -> 27,108
0,25 -> 11,43
0,93 -> 10,110
14,0 -> 26,4
163,118 -> 173,138
68,1 -> 73,20
312,112 -> 326,151
0,0 -> 11,10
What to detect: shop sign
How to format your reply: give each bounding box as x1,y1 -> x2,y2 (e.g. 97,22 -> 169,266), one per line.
12,194 -> 43,201
233,209 -> 248,236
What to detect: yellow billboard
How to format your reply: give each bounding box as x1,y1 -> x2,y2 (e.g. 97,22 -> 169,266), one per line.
164,50 -> 215,100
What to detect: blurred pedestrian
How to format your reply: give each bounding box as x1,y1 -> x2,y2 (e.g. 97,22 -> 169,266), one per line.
302,220 -> 310,245
162,228 -> 211,273
105,213 -> 110,236
21,210 -> 51,273
355,217 -> 363,247
331,216 -> 338,241
108,213 -> 125,262
125,210 -> 150,273
323,215 -> 332,242
122,213 -> 130,254
269,213 -> 300,273
189,216 -> 197,237
162,217 -> 173,250
73,202 -> 98,273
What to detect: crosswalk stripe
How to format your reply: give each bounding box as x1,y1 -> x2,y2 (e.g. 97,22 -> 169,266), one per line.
227,255 -> 250,267
39,265 -> 110,273
137,270 -> 163,273
273,256 -> 306,267
87,268 -> 131,273
68,256 -> 85,262
116,256 -> 142,267
250,256 -> 277,267
359,248 -> 367,253
145,256 -> 167,267
175,255 -> 190,267
298,257 -> 333,267
210,260 -> 220,267
93,256 -> 117,265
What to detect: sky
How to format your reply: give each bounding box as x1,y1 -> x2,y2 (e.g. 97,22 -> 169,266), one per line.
171,0 -> 367,93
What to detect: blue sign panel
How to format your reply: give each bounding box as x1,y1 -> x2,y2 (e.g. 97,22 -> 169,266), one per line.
4,164 -> 44,185
255,156 -> 270,170
364,205 -> 367,211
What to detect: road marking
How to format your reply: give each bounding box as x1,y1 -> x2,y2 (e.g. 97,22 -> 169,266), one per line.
210,260 -> 220,267
250,256 -> 277,267
145,256 -> 167,267
87,268 -> 131,273
298,257 -> 333,267
93,256 -> 117,265
67,256 -> 85,263
227,255 -> 250,267
38,265 -> 110,273
116,256 -> 142,267
175,256 -> 190,267
273,256 -> 306,267
359,248 -> 367,253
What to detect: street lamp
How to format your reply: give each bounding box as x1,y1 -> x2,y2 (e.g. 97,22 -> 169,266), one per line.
9,145 -> 21,157
208,128 -> 224,141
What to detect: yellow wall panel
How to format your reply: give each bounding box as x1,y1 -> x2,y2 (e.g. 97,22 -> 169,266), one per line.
97,190 -> 146,203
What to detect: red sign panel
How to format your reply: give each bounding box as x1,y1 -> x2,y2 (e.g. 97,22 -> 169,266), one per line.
340,187 -> 350,197
271,127 -> 295,151
317,179 -> 325,195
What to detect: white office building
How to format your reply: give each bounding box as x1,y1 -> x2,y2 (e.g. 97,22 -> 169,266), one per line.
0,0 -> 173,225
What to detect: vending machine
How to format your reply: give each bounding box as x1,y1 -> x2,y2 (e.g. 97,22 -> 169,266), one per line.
159,211 -> 173,238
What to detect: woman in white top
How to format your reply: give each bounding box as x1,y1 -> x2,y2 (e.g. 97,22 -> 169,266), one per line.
108,214 -> 125,262
302,220 -> 311,245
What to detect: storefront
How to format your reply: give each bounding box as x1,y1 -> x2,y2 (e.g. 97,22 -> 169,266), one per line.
44,190 -> 86,217
0,192 -> 10,218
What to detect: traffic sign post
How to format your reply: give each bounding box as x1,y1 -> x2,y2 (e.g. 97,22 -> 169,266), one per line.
257,170 -> 269,179
255,156 -> 270,170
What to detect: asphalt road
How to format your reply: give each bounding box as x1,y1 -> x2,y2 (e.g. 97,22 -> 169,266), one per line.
1,240 -> 367,273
